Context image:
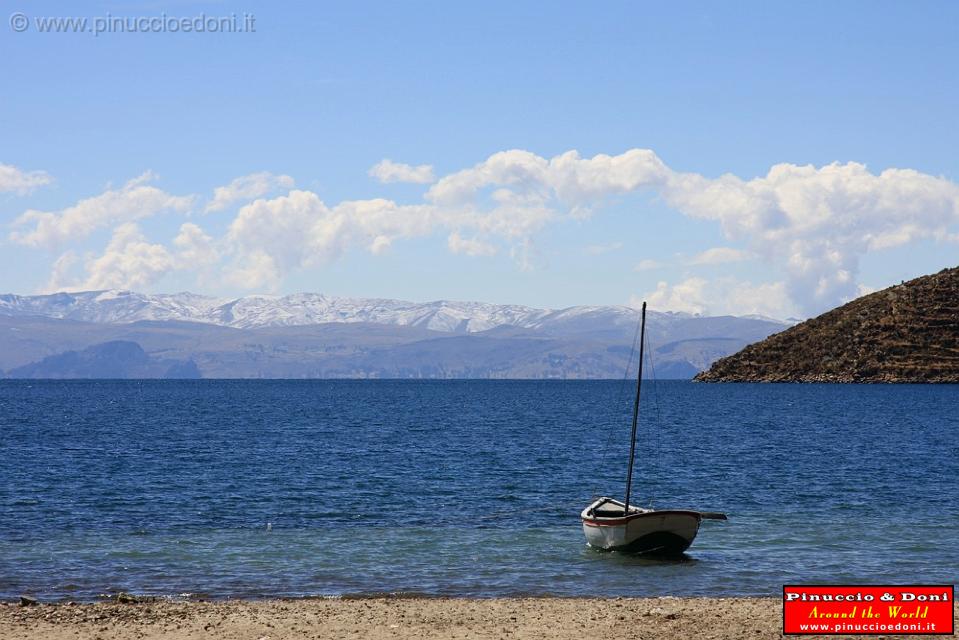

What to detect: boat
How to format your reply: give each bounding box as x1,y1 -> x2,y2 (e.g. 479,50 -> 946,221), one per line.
581,300 -> 727,554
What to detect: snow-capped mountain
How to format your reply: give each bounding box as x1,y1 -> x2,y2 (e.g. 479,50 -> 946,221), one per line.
0,290 -> 792,379
0,289 -> 703,333
0,290 -> 226,325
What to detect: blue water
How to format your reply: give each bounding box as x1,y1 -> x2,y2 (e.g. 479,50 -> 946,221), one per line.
0,380 -> 956,601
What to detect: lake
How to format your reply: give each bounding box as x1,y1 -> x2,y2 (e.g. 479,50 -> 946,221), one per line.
1,380 -> 956,600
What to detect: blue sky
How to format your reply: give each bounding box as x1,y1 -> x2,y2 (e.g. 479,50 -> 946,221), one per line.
2,1 -> 958,318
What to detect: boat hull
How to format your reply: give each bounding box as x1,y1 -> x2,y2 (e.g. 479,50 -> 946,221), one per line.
581,500 -> 702,554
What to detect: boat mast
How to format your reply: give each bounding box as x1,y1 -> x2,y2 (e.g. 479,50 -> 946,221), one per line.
623,301 -> 646,515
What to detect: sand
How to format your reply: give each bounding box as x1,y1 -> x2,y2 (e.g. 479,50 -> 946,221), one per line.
4,595 -> 949,640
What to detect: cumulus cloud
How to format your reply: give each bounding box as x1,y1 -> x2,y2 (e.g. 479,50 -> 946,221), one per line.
77,223 -> 177,291
43,221 -> 220,293
227,249 -> 282,290
10,172 -> 193,249
174,222 -> 218,265
427,148 -> 667,214
430,150 -> 959,314
224,189 -> 437,286
225,190 -> 330,277
420,148 -> 666,258
19,149 -> 959,312
43,251 -> 80,293
689,247 -> 753,265
642,278 -> 710,315
448,231 -> 497,257
18,150 -> 678,293
205,171 -> 294,212
641,277 -> 799,319
722,280 -> 798,319
0,163 -> 53,195
662,162 -> 959,314
425,150 -> 959,313
369,159 -> 436,184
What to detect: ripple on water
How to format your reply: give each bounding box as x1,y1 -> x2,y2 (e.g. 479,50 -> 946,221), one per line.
0,380 -> 956,601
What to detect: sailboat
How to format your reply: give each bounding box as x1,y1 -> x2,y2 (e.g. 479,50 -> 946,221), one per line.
581,301 -> 727,554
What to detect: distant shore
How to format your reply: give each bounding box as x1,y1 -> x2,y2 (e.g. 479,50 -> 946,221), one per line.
0,596 -> 818,640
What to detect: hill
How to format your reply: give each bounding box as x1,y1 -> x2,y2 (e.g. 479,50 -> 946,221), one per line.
695,267 -> 959,382
7,341 -> 200,379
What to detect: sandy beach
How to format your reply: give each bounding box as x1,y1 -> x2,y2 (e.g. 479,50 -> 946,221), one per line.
4,595 -> 950,640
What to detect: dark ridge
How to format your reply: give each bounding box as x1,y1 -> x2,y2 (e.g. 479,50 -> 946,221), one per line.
6,340 -> 200,379
695,266 -> 959,383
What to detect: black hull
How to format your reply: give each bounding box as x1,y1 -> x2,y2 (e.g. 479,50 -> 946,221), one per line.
610,530 -> 693,555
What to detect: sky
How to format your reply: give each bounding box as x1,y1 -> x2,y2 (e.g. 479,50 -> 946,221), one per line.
1,1 -> 958,319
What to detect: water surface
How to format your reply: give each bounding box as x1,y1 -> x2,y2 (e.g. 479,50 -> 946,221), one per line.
1,380 -> 956,600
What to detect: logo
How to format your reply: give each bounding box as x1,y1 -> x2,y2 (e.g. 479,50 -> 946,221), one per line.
783,585 -> 954,635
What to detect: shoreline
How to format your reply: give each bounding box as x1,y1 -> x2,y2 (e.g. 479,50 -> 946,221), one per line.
6,594 -> 951,640
3,590 -> 780,604
1,596 -> 780,639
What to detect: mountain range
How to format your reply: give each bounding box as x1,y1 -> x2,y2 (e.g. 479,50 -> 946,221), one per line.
0,290 -> 790,379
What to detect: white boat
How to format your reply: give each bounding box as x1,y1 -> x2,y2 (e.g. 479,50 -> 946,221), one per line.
581,301 -> 727,554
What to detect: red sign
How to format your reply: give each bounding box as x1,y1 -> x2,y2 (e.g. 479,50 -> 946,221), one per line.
783,585 -> 954,635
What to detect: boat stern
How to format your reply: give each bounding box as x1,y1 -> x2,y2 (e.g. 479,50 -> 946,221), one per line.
581,497 -> 707,554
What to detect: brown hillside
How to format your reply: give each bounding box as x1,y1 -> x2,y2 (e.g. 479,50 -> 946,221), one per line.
694,266 -> 959,382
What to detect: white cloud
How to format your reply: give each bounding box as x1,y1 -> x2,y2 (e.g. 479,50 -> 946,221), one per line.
426,150 -> 959,314
547,149 -> 669,211
339,198 -> 437,252
448,231 -> 497,257
722,279 -> 798,319
205,171 -> 295,213
42,222 -> 220,293
369,159 -> 436,184
633,259 -> 663,271
642,278 -> 710,315
43,251 -> 79,293
220,177 -> 555,285
427,150 -> 546,207
174,223 -> 218,265
369,235 -> 392,255
421,148 -> 665,260
11,150 -> 667,292
10,172 -> 193,249
78,223 -> 176,291
226,249 -> 281,290
689,247 -> 753,265
224,190 -> 437,286
18,149 -> 959,313
641,276 -> 799,319
584,241 -> 623,255
427,148 -> 667,213
662,162 -> 959,314
226,190 -> 331,276
0,163 -> 53,195
452,192 -> 556,240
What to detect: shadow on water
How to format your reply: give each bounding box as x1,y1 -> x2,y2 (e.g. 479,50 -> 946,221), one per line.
582,546 -> 699,567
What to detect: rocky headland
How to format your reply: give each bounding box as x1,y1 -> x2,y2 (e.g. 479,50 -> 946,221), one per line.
695,267 -> 959,383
